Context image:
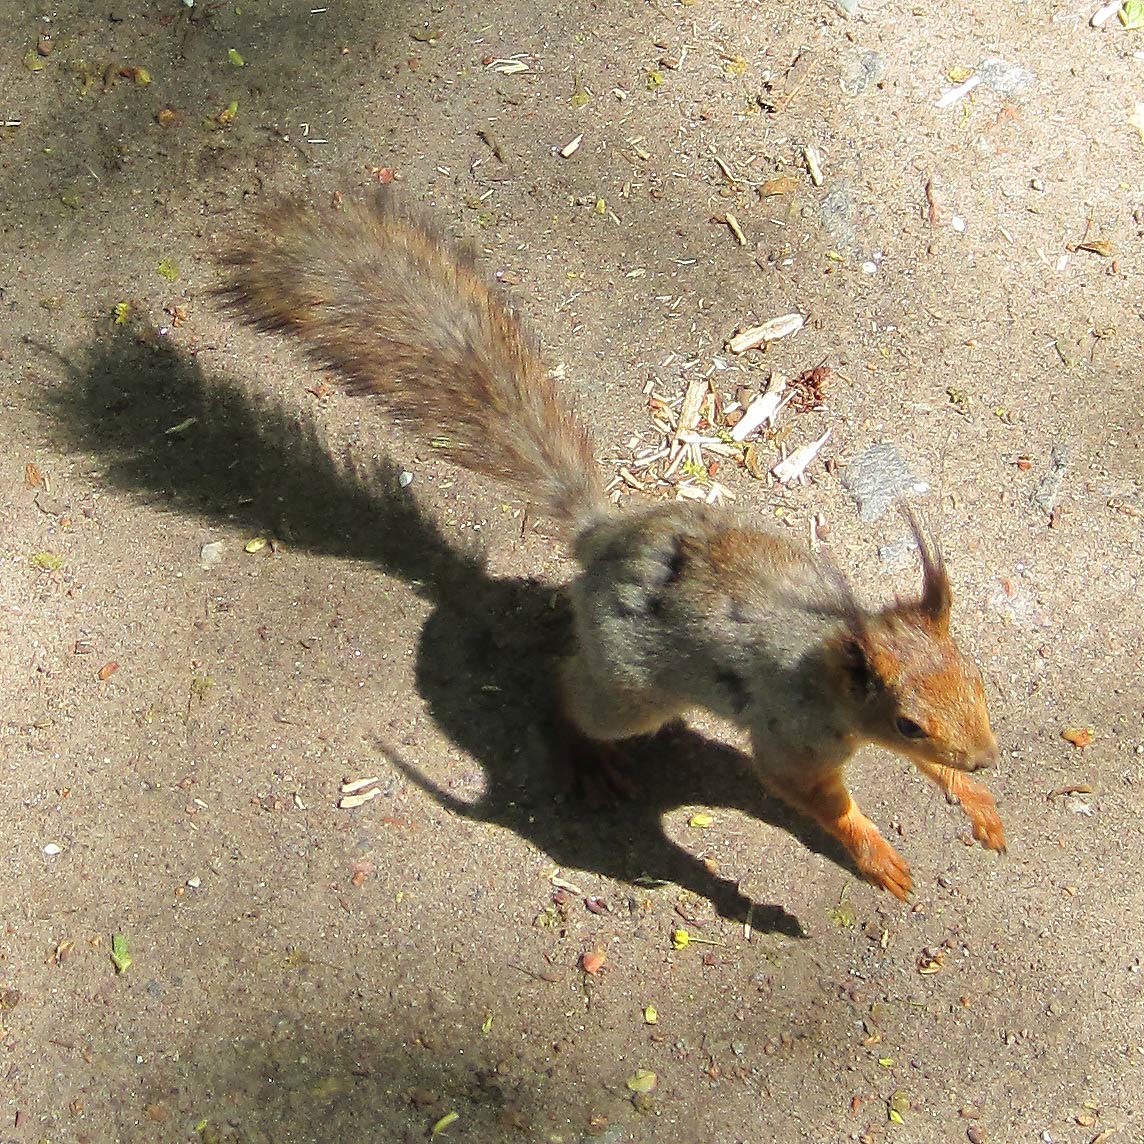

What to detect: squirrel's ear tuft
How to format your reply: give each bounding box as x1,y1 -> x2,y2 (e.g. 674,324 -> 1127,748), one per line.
840,634 -> 877,697
903,506 -> 951,633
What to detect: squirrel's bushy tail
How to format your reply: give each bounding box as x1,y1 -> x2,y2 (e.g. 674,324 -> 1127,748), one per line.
219,193 -> 606,532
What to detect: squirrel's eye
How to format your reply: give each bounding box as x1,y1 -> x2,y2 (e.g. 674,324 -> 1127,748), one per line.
896,716 -> 928,740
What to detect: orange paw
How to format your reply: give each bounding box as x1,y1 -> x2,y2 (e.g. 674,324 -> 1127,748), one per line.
962,791 -> 1007,853
852,829 -> 913,901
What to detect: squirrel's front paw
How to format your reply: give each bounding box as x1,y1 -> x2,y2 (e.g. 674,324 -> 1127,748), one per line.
963,791 -> 1007,853
854,831 -> 913,901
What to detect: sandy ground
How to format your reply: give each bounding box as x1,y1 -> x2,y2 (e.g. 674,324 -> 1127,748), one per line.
2,0 -> 1143,1141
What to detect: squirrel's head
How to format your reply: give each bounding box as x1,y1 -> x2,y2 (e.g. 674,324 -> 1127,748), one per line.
839,517 -> 998,774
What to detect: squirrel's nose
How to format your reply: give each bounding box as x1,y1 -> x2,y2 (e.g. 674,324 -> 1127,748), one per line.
972,738 -> 999,771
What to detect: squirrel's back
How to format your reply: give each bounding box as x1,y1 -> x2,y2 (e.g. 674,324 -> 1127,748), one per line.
220,193 -> 606,531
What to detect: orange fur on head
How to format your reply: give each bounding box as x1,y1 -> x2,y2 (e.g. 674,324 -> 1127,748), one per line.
843,512 -> 997,773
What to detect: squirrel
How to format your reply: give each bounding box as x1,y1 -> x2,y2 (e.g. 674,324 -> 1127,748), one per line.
219,191 -> 1005,900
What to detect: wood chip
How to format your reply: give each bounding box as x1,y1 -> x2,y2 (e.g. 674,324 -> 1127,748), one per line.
340,777 -> 380,794
730,377 -> 789,440
803,146 -> 823,186
338,789 -> 381,809
724,212 -> 747,245
729,313 -> 804,354
670,375 -> 711,456
936,74 -> 980,110
559,133 -> 583,158
772,428 -> 831,484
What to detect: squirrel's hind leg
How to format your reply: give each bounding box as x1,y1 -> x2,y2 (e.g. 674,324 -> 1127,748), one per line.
557,648 -> 682,742
552,650 -> 685,806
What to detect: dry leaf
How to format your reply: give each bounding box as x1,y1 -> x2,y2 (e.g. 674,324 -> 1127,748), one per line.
580,950 -> 606,975
743,443 -> 767,480
1061,726 -> 1094,749
1075,240 -> 1114,258
759,176 -> 800,198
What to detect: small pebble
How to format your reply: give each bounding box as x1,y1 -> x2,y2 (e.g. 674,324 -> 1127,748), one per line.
43,843 -> 62,856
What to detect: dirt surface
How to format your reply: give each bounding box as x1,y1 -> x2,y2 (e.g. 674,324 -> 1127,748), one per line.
3,0 -> 1143,1141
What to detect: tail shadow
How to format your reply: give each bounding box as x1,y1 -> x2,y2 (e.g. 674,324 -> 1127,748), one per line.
37,325 -> 864,931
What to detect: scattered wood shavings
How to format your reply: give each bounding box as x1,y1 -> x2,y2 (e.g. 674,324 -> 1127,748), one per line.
339,777 -> 382,808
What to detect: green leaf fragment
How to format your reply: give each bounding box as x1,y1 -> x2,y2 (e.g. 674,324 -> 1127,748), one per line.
887,1090 -> 910,1123
30,552 -> 64,571
157,258 -> 179,282
829,903 -> 857,928
228,48 -> 245,67
430,1111 -> 459,1135
626,1069 -> 657,1094
111,933 -> 132,973
1121,0 -> 1144,29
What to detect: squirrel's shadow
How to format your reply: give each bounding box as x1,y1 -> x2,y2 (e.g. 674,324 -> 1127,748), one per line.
42,329 -> 861,932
